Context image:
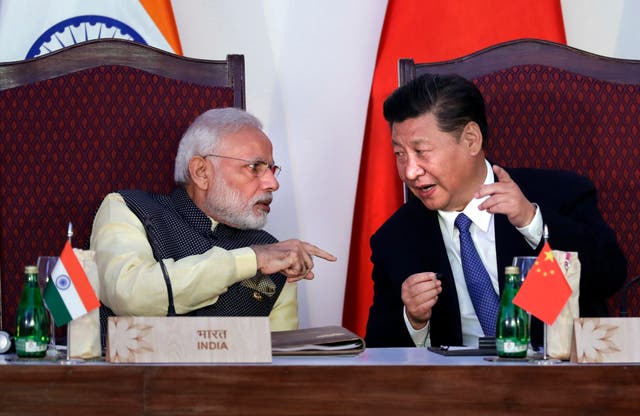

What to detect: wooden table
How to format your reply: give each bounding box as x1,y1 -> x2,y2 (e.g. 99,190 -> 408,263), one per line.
1,348 -> 639,415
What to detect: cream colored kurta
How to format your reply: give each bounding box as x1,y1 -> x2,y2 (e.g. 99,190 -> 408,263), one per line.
90,192 -> 298,331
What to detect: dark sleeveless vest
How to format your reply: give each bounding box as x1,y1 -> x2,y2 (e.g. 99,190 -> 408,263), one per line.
99,187 -> 286,347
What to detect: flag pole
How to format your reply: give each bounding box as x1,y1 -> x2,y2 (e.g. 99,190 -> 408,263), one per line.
529,224 -> 563,366
67,222 -> 73,244
542,224 -> 550,361
542,224 -> 560,364
65,222 -> 73,362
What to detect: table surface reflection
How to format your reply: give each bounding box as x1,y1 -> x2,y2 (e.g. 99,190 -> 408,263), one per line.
0,345 -> 588,366
0,347 -> 638,415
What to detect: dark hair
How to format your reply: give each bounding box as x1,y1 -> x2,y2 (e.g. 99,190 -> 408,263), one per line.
383,73 -> 488,143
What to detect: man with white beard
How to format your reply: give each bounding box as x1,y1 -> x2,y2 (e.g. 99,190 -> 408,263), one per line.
91,108 -> 336,336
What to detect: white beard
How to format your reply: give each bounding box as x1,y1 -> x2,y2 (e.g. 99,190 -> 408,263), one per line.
205,176 -> 270,230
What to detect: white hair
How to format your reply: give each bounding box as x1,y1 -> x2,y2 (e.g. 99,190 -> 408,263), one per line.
173,107 -> 263,184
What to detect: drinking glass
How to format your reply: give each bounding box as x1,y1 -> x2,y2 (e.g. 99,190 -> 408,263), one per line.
511,256 -> 536,287
511,256 -> 537,355
36,256 -> 59,354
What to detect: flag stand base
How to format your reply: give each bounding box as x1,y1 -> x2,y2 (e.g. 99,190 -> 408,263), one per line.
529,323 -> 561,365
56,324 -> 84,365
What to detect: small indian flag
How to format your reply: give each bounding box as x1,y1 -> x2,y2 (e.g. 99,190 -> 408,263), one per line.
43,241 -> 100,327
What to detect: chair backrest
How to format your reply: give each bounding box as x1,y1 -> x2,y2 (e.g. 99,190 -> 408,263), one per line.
0,39 -> 245,334
399,38 -> 640,316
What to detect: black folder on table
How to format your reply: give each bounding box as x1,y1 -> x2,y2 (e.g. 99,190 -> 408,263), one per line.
271,325 -> 365,356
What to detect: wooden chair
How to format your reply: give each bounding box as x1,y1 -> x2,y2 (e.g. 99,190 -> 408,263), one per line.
399,38 -> 640,316
0,39 -> 245,334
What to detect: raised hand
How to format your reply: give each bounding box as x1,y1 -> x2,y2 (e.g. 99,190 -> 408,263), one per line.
476,164 -> 536,228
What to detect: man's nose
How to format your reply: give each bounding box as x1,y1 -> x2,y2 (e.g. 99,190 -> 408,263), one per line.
403,155 -> 425,181
261,169 -> 280,191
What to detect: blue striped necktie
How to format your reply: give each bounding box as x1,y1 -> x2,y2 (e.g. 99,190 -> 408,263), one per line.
455,213 -> 499,337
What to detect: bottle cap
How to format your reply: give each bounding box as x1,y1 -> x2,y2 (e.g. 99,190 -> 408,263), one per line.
0,331 -> 10,354
24,265 -> 38,274
505,266 -> 520,275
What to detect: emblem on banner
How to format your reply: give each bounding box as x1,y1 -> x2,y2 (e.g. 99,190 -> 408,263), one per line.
26,15 -> 146,59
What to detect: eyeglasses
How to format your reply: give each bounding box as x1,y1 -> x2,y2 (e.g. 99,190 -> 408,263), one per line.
203,154 -> 281,177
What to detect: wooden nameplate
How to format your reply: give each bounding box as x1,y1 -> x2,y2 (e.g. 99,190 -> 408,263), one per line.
106,316 -> 271,363
571,317 -> 640,363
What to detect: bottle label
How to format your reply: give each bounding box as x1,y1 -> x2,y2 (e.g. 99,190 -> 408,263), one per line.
496,339 -> 527,353
15,339 -> 47,353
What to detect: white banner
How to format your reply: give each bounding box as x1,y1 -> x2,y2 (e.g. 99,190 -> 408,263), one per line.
0,0 -> 173,62
173,0 -> 388,328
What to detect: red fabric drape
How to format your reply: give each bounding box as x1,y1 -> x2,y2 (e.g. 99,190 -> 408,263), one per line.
343,0 -> 566,337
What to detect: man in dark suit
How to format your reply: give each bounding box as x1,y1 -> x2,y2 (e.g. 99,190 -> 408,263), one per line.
364,73 -> 627,348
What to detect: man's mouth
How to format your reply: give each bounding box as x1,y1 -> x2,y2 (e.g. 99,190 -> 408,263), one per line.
414,183 -> 436,196
255,198 -> 272,213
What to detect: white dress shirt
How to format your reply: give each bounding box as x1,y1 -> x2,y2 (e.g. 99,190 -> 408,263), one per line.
405,160 -> 542,347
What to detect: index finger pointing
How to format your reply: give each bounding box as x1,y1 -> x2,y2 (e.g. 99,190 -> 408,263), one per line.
492,164 -> 512,182
302,243 -> 337,262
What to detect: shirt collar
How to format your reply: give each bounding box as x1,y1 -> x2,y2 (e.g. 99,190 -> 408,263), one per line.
439,160 -> 494,237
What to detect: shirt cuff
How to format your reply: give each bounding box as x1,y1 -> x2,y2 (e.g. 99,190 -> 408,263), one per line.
516,203 -> 543,248
231,247 -> 259,279
403,306 -> 429,347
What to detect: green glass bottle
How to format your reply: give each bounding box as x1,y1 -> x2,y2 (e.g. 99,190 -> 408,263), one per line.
15,265 -> 50,358
496,266 -> 530,358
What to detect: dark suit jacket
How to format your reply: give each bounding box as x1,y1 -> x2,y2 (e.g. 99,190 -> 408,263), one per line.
364,167 -> 627,348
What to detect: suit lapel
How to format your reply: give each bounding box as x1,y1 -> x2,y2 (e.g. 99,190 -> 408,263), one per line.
412,203 -> 463,346
493,167 -> 540,291
494,214 -> 526,292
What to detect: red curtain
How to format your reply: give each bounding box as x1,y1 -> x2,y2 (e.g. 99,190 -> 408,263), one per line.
343,0 -> 566,337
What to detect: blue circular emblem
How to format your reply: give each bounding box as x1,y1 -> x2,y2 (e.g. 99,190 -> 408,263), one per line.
55,274 -> 71,291
27,15 -> 147,59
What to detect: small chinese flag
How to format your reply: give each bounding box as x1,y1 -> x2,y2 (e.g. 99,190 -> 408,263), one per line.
513,241 -> 572,325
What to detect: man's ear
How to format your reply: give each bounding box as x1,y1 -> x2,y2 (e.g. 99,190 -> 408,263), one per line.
461,121 -> 483,155
188,156 -> 211,190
